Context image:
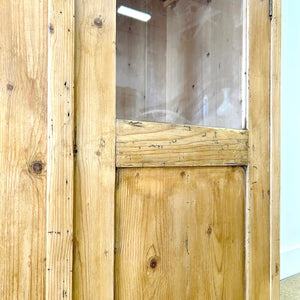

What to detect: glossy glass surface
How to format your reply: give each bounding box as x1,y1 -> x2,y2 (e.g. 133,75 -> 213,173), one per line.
116,0 -> 246,129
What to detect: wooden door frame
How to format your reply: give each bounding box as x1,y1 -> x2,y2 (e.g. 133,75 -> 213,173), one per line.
247,1 -> 281,299
44,0 -> 281,299
270,0 -> 281,299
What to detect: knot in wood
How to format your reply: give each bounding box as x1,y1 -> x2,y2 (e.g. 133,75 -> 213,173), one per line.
207,225 -> 212,235
7,84 -> 14,91
150,258 -> 157,269
94,17 -> 103,28
31,161 -> 44,174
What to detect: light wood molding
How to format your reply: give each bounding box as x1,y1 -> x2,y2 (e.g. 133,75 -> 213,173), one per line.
117,120 -> 249,167
46,0 -> 74,298
271,0 -> 281,299
73,0 -> 116,299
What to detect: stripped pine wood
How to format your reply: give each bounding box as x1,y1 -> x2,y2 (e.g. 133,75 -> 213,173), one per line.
115,167 -> 245,300
0,0 -> 47,298
246,1 -> 271,299
117,120 -> 249,167
73,0 -> 116,299
271,1 -> 281,299
46,0 -> 74,299
0,0 -> 279,298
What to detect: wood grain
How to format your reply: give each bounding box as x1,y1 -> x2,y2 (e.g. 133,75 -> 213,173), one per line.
246,1 -> 271,299
270,0 -> 281,299
0,0 -> 47,298
46,0 -> 74,298
115,167 -> 245,300
73,0 -> 116,299
117,120 -> 249,167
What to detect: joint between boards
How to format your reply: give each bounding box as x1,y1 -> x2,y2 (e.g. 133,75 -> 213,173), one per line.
269,0 -> 273,20
116,169 -> 120,190
73,126 -> 78,156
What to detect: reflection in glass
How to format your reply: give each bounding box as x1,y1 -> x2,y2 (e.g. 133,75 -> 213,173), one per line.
116,0 -> 246,129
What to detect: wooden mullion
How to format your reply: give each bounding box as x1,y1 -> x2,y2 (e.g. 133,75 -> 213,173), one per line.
73,0 -> 116,299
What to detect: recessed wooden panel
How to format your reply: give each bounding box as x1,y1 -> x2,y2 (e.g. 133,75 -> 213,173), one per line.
115,167 -> 245,299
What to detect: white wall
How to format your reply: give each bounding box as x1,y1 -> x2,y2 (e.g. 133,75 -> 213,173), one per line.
280,0 -> 300,280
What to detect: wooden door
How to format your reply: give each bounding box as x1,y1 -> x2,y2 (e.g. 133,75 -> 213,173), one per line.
0,0 -> 280,299
112,0 -> 280,299
112,1 -> 275,300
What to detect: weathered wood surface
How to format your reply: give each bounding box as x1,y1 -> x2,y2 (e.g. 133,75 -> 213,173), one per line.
73,0 -> 116,299
117,120 -> 249,167
46,0 -> 74,298
271,0 -> 281,299
115,167 -> 245,299
246,1 -> 271,299
0,0 -> 47,298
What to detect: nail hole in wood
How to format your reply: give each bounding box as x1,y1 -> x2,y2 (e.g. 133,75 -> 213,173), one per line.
48,23 -> 54,34
207,225 -> 212,235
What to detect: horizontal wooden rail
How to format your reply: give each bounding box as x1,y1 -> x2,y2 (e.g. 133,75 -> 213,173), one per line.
116,120 -> 249,167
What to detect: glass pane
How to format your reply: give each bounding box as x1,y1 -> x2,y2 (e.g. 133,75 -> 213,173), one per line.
116,0 -> 246,129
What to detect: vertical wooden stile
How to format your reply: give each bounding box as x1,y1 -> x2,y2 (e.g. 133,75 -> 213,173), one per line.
0,1 -> 48,298
247,1 -> 271,299
270,0 -> 281,299
73,0 -> 116,299
46,0 -> 75,298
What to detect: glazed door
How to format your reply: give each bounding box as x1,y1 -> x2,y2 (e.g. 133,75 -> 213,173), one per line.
113,0 -> 270,299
